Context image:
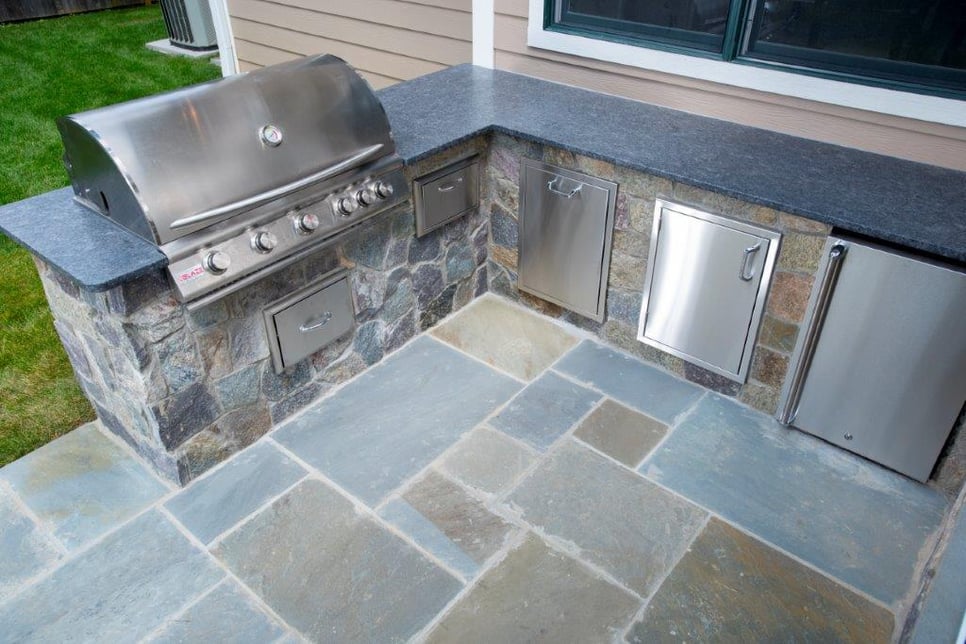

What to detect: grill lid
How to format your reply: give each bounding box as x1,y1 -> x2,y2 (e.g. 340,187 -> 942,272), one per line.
58,54 -> 396,246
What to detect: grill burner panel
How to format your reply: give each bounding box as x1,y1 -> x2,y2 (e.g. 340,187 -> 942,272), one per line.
57,54 -> 408,305
167,161 -> 407,306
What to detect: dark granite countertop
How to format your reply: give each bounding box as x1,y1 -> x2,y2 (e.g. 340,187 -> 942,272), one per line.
380,65 -> 966,263
1,64 -> 963,291
0,188 -> 165,290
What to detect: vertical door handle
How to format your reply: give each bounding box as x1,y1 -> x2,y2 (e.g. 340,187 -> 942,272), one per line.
739,242 -> 763,281
777,242 -> 848,424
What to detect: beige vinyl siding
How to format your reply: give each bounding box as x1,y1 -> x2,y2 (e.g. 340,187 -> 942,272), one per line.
228,0 -> 472,89
494,1 -> 966,171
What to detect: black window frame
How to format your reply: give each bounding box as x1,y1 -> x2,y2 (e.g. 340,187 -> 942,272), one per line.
545,0 -> 966,99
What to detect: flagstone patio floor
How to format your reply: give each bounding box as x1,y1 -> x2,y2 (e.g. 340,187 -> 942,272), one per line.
1,294 -> 962,643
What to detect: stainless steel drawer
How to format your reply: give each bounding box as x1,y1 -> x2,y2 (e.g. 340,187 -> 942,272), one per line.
637,200 -> 781,382
263,269 -> 354,373
414,156 -> 480,237
518,160 -> 618,322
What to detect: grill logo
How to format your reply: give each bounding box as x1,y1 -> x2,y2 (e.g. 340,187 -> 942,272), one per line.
177,264 -> 206,283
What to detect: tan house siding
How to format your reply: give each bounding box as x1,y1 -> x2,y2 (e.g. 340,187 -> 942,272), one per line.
493,0 -> 966,171
228,0 -> 472,88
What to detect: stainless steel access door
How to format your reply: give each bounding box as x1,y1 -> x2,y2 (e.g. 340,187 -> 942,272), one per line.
638,201 -> 781,382
779,237 -> 966,482
518,160 -> 617,321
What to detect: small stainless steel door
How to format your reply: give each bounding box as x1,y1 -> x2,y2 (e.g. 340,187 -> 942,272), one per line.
779,237 -> 966,482
638,201 -> 781,381
263,270 -> 355,373
414,156 -> 480,237
518,160 -> 617,321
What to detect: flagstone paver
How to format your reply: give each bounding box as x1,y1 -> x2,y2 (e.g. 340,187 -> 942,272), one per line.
628,518 -> 894,643
490,371 -> 601,451
147,580 -> 287,643
506,440 -> 707,596
0,510 -> 223,643
431,295 -> 579,380
273,336 -> 520,505
437,426 -> 538,496
213,479 -> 462,642
0,423 -> 167,550
573,398 -> 668,467
400,471 -> 515,567
555,341 -> 703,423
165,440 -> 305,544
0,488 -> 61,601
425,534 -> 640,643
640,392 -> 947,605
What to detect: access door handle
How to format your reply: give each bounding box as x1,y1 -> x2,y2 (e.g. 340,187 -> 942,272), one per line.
547,177 -> 582,199
437,177 -> 463,192
739,242 -> 763,281
299,311 -> 332,333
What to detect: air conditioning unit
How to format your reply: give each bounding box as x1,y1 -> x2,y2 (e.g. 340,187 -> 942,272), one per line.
159,0 -> 218,51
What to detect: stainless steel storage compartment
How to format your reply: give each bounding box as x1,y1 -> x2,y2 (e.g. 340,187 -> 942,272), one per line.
778,236 -> 966,481
637,200 -> 781,382
518,159 -> 617,322
414,156 -> 480,237
264,269 -> 354,373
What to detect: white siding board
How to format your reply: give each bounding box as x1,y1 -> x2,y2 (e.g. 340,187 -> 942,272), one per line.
231,0 -> 469,66
403,0 -> 471,10
495,0 -> 526,17
255,0 -> 472,40
232,18 -> 447,79
235,38 -> 402,87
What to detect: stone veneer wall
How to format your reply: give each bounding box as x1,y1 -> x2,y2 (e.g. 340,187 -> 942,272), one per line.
484,133 -> 830,416
35,139 -> 489,485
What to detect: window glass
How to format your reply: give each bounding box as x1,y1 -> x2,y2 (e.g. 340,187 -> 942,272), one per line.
555,0 -> 735,52
744,0 -> 966,90
548,0 -> 966,95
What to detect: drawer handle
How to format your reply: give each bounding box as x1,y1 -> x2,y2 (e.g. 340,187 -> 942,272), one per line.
547,177 -> 582,199
299,311 -> 332,332
437,177 -> 463,192
739,242 -> 763,281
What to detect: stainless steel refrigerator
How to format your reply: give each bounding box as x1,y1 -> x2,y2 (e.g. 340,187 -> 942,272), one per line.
778,235 -> 966,482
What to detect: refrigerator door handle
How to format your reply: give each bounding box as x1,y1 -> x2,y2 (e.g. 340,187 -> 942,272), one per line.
778,242 -> 848,424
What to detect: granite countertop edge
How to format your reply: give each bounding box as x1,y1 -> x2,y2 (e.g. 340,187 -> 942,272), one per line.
1,64 -> 963,292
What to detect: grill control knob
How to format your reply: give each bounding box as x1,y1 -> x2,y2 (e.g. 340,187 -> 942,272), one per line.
356,188 -> 376,207
203,250 -> 231,274
336,196 -> 358,216
251,231 -> 278,253
295,212 -> 320,234
374,181 -> 394,199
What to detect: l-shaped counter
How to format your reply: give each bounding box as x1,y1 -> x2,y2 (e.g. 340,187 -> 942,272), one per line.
1,63 -> 964,292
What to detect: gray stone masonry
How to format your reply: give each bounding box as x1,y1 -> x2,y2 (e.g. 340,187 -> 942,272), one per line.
37,140 -> 489,485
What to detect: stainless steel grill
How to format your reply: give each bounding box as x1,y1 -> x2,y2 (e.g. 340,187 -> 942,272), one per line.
57,54 -> 409,308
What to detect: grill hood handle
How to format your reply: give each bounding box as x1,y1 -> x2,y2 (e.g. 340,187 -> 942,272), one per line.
169,143 -> 385,230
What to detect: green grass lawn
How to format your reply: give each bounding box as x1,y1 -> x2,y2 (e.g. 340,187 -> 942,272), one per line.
0,6 -> 221,466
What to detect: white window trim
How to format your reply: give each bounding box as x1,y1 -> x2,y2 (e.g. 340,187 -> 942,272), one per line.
527,0 -> 966,128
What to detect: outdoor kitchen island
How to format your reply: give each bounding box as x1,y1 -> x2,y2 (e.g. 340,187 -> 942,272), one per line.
1,63 -> 965,643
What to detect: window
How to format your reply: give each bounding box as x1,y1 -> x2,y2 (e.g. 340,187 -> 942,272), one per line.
547,0 -> 966,97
